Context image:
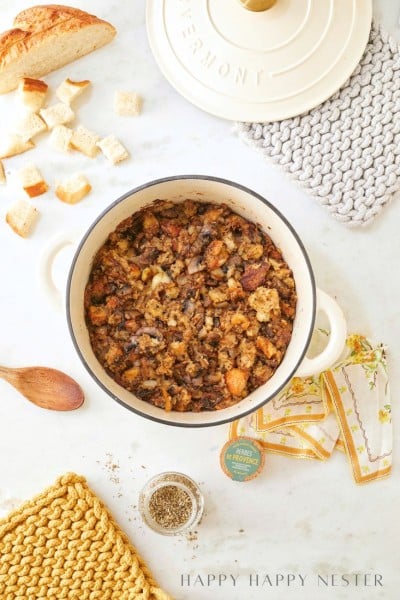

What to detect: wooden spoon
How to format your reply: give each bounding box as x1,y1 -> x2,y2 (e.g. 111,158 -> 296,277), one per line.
0,365 -> 84,411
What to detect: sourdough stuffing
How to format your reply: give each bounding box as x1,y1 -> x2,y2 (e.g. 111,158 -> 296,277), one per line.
84,200 -> 297,412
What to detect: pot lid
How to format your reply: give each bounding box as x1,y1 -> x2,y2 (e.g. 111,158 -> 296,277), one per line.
146,0 -> 372,122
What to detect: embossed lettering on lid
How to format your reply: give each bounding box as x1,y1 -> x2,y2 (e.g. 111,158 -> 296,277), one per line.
147,0 -> 372,121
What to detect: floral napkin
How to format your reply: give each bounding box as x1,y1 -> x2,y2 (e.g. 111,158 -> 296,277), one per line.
229,335 -> 391,484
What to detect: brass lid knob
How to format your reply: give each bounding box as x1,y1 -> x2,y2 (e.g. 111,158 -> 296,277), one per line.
238,0 -> 277,11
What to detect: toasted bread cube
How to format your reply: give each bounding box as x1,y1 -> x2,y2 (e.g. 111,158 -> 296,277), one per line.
248,287 -> 280,322
0,161 -> 5,184
0,135 -> 34,160
56,78 -> 91,105
6,199 -> 39,238
40,103 -> 75,129
97,135 -> 129,165
114,90 -> 142,116
16,113 -> 47,142
17,77 -> 48,112
55,173 -> 91,204
18,163 -> 48,198
70,125 -> 99,158
225,368 -> 248,396
50,125 -> 73,152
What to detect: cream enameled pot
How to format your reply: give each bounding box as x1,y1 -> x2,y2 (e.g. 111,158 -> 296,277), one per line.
40,176 -> 346,427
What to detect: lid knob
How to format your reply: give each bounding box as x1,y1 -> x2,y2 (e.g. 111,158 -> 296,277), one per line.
238,0 -> 277,11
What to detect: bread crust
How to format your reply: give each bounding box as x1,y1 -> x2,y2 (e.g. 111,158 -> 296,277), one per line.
0,160 -> 6,184
0,28 -> 30,55
56,174 -> 91,204
13,5 -> 102,31
6,200 -> 39,238
0,136 -> 35,159
24,181 -> 49,197
0,5 -> 116,93
20,76 -> 48,93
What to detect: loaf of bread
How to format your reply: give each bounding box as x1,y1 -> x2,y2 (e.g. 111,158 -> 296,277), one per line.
0,5 -> 116,94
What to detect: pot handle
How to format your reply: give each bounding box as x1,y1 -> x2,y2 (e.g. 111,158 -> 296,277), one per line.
38,231 -> 81,312
295,288 -> 347,378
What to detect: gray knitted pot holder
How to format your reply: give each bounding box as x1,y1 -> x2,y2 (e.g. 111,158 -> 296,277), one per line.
236,23 -> 400,227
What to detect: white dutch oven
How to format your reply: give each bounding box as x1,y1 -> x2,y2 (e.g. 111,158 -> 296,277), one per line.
40,176 -> 346,427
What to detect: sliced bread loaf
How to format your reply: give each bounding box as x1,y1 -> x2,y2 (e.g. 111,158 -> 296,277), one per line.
0,5 -> 116,94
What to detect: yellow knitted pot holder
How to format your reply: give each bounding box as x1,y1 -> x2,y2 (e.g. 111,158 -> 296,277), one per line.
0,473 -> 173,600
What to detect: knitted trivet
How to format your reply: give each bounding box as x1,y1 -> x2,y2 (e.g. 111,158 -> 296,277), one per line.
236,23 -> 400,227
0,473 -> 172,600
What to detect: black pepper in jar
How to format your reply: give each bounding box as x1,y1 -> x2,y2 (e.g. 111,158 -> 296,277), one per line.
139,472 -> 204,535
148,485 -> 192,529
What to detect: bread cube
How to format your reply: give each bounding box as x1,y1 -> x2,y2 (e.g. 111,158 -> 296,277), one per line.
40,103 -> 75,129
0,161 -> 5,184
114,90 -> 142,116
50,125 -> 73,152
16,113 -> 47,142
55,173 -> 91,204
18,163 -> 48,197
17,77 -> 48,112
97,135 -> 129,165
70,125 -> 99,158
6,200 -> 39,238
56,78 -> 91,104
0,135 -> 34,159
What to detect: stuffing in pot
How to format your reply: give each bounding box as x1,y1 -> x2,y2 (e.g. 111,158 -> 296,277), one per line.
84,200 -> 297,411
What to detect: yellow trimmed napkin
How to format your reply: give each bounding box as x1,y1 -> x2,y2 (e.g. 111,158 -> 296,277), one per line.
229,334 -> 391,484
0,473 -> 173,600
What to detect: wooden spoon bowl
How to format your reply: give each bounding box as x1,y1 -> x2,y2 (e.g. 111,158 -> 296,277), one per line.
0,365 -> 84,411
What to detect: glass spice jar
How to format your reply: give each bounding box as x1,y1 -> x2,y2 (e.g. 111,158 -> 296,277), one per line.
139,472 -> 204,536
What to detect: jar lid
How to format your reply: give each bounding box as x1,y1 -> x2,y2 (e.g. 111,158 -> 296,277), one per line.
220,437 -> 265,481
146,0 -> 372,121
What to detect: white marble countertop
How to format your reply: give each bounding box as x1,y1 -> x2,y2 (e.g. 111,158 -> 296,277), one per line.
0,1 -> 398,599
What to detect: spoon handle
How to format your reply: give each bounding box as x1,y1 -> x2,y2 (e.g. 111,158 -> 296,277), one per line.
0,365 -> 16,382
